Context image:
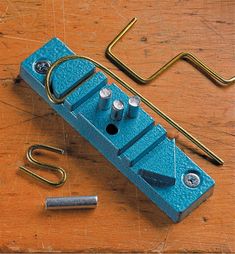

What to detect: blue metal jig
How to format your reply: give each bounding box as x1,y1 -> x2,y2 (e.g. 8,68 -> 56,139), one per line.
20,38 -> 214,222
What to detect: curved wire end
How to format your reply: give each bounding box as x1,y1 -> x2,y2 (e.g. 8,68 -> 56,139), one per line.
19,144 -> 67,187
106,17 -> 137,55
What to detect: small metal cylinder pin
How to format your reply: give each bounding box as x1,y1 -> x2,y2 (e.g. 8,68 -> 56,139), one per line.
98,87 -> 112,110
111,100 -> 124,121
45,196 -> 98,210
128,96 -> 141,118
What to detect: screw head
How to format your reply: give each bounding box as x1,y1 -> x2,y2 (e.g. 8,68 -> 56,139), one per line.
183,172 -> 200,188
34,60 -> 51,74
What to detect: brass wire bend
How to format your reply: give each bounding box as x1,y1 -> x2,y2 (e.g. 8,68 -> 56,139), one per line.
105,17 -> 235,86
19,144 -> 67,187
44,55 -> 223,165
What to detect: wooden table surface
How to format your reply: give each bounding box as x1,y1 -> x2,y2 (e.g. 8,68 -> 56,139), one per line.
0,0 -> 234,253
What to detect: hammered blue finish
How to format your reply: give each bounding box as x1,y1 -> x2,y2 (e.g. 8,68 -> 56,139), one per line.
65,72 -> 107,111
136,138 -> 176,186
121,124 -> 167,167
52,58 -> 95,98
20,38 -> 215,222
75,83 -> 155,156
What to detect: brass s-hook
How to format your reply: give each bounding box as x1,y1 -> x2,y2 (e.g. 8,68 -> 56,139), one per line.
106,17 -> 235,86
19,144 -> 67,187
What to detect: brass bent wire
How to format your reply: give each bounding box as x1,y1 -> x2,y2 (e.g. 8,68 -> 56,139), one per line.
105,17 -> 235,86
19,144 -> 67,187
44,55 -> 223,165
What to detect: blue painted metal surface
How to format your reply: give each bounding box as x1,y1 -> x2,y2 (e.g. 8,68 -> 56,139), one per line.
20,38 -> 215,222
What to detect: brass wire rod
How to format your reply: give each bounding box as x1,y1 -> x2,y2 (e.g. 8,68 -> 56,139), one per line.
105,17 -> 235,86
19,144 -> 67,187
45,55 -> 223,165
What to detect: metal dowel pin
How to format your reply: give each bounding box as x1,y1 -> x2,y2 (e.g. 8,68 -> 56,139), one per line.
111,100 -> 124,121
98,87 -> 112,110
45,196 -> 98,210
128,96 -> 141,118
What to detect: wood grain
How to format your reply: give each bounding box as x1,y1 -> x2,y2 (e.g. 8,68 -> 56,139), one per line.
0,0 -> 234,252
